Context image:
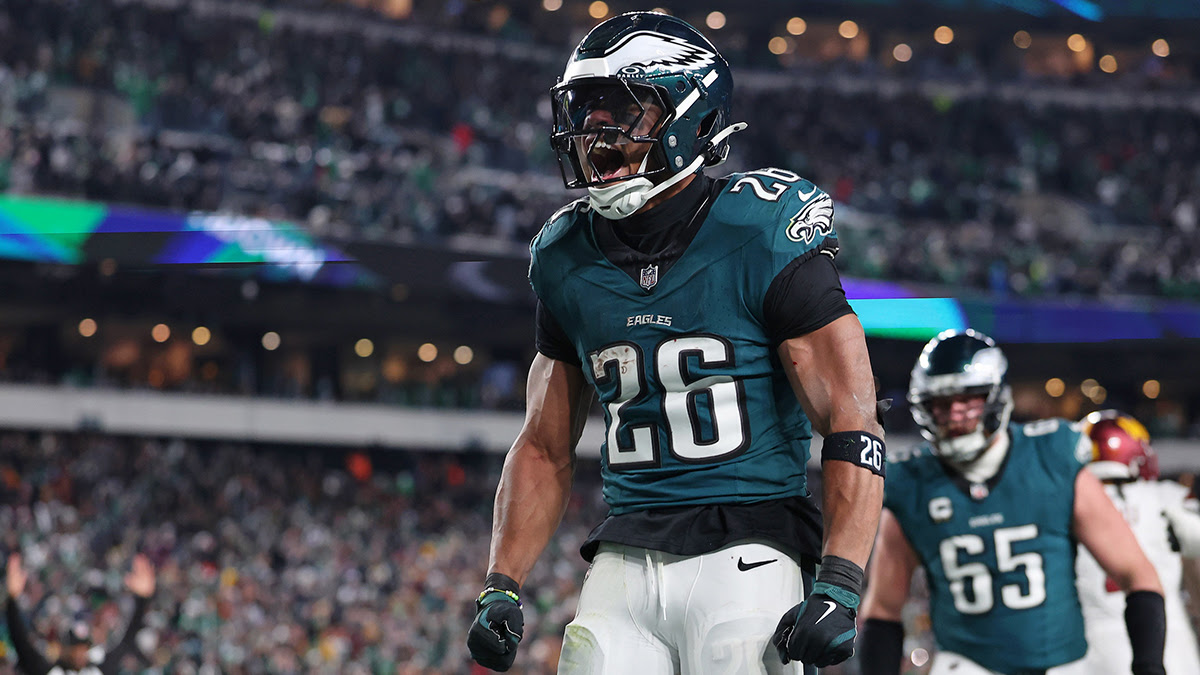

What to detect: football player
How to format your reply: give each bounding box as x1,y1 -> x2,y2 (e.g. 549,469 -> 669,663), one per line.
466,11 -> 886,674
1074,410 -> 1200,674
858,330 -> 1167,675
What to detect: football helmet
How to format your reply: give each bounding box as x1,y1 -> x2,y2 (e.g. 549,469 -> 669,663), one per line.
1082,410 -> 1159,481
908,329 -> 1014,463
550,11 -> 746,219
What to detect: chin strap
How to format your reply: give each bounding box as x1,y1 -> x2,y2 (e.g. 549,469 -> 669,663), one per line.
587,122 -> 748,220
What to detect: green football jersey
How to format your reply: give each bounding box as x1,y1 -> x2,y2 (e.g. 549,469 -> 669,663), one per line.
885,419 -> 1093,674
530,169 -> 836,514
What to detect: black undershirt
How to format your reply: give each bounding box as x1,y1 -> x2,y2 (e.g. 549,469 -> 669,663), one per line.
534,173 -> 854,568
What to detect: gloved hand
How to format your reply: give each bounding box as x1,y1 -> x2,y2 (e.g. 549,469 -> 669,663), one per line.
466,574 -> 524,672
772,581 -> 860,667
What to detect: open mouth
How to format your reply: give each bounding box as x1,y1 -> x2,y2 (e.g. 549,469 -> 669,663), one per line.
587,145 -> 627,181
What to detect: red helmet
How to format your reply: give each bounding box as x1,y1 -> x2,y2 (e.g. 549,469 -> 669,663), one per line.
1082,410 -> 1159,481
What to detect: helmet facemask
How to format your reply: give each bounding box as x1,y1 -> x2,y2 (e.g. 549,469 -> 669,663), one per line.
551,78 -> 672,189
911,384 -> 1013,464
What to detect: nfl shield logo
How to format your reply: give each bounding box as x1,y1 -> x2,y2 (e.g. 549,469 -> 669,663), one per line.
639,264 -> 659,290
969,482 -> 989,500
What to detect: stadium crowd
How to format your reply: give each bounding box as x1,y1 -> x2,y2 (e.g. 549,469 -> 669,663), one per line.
0,0 -> 1198,298
0,430 -> 607,674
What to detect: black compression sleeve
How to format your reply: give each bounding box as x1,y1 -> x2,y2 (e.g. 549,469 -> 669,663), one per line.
534,300 -> 581,366
763,244 -> 854,344
859,618 -> 903,675
6,597 -> 53,675
100,595 -> 152,674
1125,590 -> 1166,675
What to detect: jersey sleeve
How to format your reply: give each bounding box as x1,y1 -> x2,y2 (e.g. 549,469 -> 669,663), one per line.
715,172 -> 840,325
535,300 -> 582,366
1025,419 -> 1090,491
763,249 -> 854,343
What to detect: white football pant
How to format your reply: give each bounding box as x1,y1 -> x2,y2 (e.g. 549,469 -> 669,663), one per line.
557,540 -> 813,675
931,652 -> 1084,675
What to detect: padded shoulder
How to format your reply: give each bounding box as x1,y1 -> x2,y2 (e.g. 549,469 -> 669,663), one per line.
531,197 -> 590,254
710,168 -> 837,259
1014,418 -> 1091,477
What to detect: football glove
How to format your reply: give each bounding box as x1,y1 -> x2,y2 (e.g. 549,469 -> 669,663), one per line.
467,575 -> 524,672
772,581 -> 860,667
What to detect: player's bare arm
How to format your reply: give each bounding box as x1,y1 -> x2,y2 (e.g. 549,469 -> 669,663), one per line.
779,312 -> 884,568
1075,466 -> 1168,675
488,353 -> 592,585
1074,468 -> 1162,594
468,353 -> 592,672
859,509 -> 919,675
773,312 -> 884,667
861,509 -> 919,622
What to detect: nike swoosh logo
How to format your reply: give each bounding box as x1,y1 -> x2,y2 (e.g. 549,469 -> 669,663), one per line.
737,557 -> 777,571
796,186 -> 818,200
814,600 -> 837,625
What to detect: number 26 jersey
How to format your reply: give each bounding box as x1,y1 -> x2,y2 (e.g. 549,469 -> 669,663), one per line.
530,169 -> 839,515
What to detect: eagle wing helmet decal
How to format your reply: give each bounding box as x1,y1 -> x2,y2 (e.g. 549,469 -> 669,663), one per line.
564,32 -> 718,80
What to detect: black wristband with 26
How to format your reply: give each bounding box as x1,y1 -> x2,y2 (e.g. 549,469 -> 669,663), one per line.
822,431 -> 886,477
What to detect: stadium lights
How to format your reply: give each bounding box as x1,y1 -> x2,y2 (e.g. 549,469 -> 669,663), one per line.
192,326 -> 211,346
786,17 -> 807,36
651,7 -> 670,15
1067,33 -> 1087,53
838,20 -> 859,39
542,0 -> 562,11
911,648 -> 930,667
1099,55 -> 1117,73
418,343 -> 438,363
1045,377 -> 1065,398
1152,39 -> 1170,57
152,323 -> 171,343
355,338 -> 375,358
454,346 -> 475,365
1143,380 -> 1161,399
934,26 -> 954,45
262,332 -> 281,351
768,37 -> 788,56
893,43 -> 913,62
1013,30 -> 1032,49
78,318 -> 97,338
706,11 -> 726,30
588,1 -> 608,19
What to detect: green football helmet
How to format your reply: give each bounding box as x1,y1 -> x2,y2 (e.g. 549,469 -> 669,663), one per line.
550,11 -> 745,219
908,329 -> 1014,463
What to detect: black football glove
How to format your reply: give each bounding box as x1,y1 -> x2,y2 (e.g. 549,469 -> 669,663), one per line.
772,581 -> 860,667
467,574 -> 524,672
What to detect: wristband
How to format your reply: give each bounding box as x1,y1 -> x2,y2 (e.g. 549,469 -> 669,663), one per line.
816,555 -> 864,598
822,431 -> 886,477
478,572 -> 523,608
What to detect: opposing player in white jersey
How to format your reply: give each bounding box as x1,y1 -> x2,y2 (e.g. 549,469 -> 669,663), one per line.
1074,410 -> 1200,675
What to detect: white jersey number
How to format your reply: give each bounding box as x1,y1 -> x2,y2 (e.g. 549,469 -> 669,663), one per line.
590,335 -> 748,468
939,524 -> 1047,615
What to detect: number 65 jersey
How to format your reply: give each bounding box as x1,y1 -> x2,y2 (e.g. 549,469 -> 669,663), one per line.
883,420 -> 1091,673
529,169 -> 837,515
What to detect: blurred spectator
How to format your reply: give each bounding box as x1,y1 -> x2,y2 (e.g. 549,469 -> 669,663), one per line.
0,431 -> 608,674
5,553 -> 155,674
0,0 -> 1197,299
